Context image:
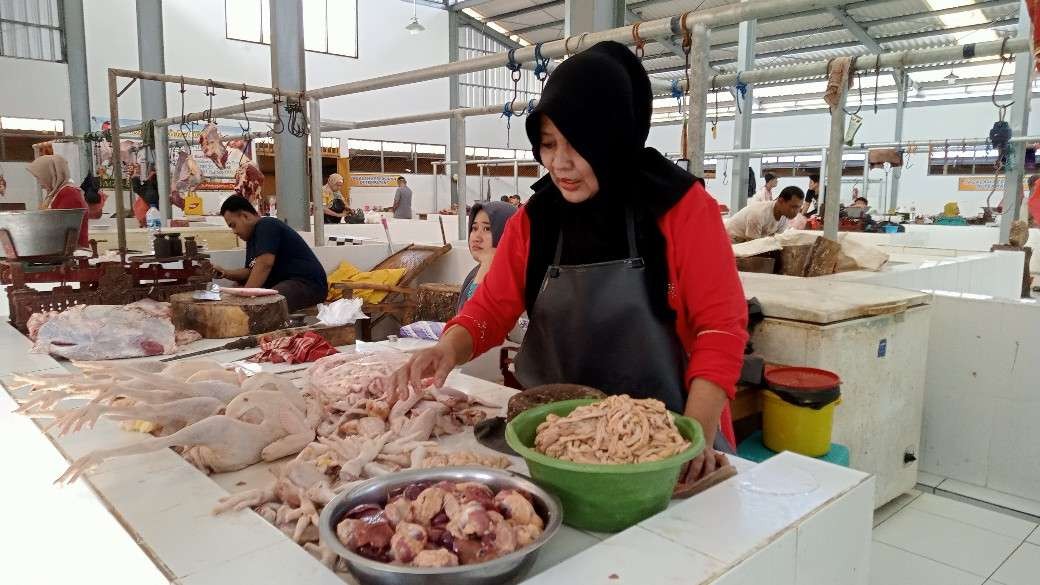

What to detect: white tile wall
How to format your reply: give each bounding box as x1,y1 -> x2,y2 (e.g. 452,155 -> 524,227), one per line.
920,294 -> 1040,504
712,531 -> 797,585
796,479 -> 874,585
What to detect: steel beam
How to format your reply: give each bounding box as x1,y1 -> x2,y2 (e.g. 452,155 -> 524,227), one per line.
889,69 -> 908,211
309,99 -> 325,246
687,24 -> 709,176
486,0 -> 563,22
824,66 -> 850,241
999,0 -> 1033,244
625,8 -> 687,61
565,0 -> 624,37
270,0 -> 309,229
136,0 -> 171,221
60,0 -> 92,180
449,9 -> 467,240
826,7 -> 911,91
449,0 -> 498,11
729,15 -> 755,213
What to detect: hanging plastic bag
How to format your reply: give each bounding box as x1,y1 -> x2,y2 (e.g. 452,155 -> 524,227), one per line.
183,191 -> 204,216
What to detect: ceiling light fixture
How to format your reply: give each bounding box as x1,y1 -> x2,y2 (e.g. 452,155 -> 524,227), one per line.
406,0 -> 425,35
944,71 -> 959,85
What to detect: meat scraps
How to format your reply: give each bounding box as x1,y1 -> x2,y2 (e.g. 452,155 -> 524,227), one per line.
31,300 -> 178,360
248,331 -> 339,365
199,123 -> 229,169
335,480 -> 545,567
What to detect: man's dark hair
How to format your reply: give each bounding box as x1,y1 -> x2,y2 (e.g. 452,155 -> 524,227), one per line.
500,195 -> 511,202
397,176 -> 406,183
1029,174 -> 1040,189
778,186 -> 805,201
764,172 -> 777,183
220,194 -> 258,216
809,173 -> 820,184
854,196 -> 869,206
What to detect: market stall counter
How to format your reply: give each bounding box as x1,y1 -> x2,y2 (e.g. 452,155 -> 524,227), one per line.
1,326 -> 873,585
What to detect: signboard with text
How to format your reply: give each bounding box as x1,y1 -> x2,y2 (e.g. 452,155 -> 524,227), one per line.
349,173 -> 399,188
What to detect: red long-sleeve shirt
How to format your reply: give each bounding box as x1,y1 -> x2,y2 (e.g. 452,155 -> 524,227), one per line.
447,182 -> 749,447
50,185 -> 90,248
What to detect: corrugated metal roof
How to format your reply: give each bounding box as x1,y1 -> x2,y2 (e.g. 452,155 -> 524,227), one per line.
459,0 -> 1019,90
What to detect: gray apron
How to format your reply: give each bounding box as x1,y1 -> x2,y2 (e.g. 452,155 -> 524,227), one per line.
514,209 -> 688,415
513,209 -> 734,454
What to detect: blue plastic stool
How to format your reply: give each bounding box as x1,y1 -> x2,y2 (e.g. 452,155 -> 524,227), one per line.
738,430 -> 850,467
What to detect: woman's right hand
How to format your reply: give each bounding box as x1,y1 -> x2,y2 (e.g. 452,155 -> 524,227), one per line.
389,343 -> 458,398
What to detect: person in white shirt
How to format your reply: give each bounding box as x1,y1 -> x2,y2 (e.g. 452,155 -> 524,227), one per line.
752,173 -> 779,202
726,186 -> 805,243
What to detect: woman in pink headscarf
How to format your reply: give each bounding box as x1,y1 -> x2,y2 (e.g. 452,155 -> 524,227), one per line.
27,154 -> 89,248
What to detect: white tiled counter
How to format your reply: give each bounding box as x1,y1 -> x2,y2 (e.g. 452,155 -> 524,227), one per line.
1,323 -> 873,585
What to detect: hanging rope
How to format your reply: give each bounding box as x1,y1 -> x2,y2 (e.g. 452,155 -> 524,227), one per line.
632,22 -> 647,59
563,32 -> 589,56
873,56 -> 881,115
680,22 -> 693,159
533,43 -> 550,85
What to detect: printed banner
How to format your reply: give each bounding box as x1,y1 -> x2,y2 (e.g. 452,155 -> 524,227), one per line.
958,176 -> 1006,191
349,173 -> 399,188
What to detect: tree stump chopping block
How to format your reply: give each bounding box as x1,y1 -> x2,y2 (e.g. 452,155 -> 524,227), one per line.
170,292 -> 289,339
415,283 -> 462,322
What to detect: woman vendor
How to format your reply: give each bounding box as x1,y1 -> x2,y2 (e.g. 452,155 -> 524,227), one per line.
391,41 -> 748,481
27,154 -> 90,248
322,173 -> 347,224
458,200 -> 518,312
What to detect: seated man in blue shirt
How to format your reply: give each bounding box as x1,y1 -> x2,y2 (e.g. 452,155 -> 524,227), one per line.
211,195 -> 328,313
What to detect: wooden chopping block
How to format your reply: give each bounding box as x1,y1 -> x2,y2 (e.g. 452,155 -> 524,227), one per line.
736,255 -> 776,274
779,244 -> 813,276
415,283 -> 462,322
805,236 -> 843,277
170,292 -> 289,339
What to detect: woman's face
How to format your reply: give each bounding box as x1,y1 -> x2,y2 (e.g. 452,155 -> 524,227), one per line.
767,178 -> 779,189
468,210 -> 493,259
329,176 -> 344,191
539,116 -> 599,204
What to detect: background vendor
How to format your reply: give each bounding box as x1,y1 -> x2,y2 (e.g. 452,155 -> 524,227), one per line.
211,195 -> 328,312
458,200 -> 518,312
726,186 -> 804,242
27,154 -> 89,249
322,173 -> 347,224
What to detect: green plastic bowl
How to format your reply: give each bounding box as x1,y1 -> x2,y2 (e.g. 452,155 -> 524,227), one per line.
505,398 -> 705,533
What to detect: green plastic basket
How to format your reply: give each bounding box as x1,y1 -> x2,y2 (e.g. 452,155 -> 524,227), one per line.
505,398 -> 705,533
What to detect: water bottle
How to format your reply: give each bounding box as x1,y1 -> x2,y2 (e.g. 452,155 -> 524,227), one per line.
146,205 -> 162,231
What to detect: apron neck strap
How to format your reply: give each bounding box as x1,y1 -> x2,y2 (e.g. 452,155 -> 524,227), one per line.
553,207 -> 639,266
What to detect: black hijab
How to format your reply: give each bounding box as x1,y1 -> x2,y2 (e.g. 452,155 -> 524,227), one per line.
523,41 -> 698,319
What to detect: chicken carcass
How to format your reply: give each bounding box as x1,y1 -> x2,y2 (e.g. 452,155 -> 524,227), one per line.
199,122 -> 229,169
31,301 -> 177,360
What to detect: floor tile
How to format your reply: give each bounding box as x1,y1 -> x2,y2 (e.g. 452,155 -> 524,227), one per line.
873,508 -> 1021,576
869,542 -> 985,585
908,493 -> 1037,540
874,490 -> 922,528
916,470 -> 945,488
990,543 -> 1040,585
1028,526 -> 1040,545
939,479 -> 1040,519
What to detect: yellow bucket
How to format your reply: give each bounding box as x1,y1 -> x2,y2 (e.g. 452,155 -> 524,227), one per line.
762,390 -> 841,457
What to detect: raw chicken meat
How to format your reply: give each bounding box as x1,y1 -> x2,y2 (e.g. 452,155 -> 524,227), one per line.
32,300 -> 178,360
199,122 -> 229,169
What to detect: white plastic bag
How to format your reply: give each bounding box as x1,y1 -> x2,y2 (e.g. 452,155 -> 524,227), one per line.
317,297 -> 368,326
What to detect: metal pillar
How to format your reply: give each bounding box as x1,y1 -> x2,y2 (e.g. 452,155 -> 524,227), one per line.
824,68 -> 851,241
999,0 -> 1034,244
564,0 -> 625,36
729,15 -> 756,212
862,154 -> 870,201
452,113 -> 468,240
108,71 -> 128,255
136,0 -> 171,221
890,69 -> 908,211
513,159 -> 519,194
448,9 -> 467,240
687,24 -> 709,176
60,0 -> 92,179
308,99 -> 325,246
269,0 -> 309,229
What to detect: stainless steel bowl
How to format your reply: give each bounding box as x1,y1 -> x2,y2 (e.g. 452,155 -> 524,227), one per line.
0,209 -> 85,259
318,467 -> 563,585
